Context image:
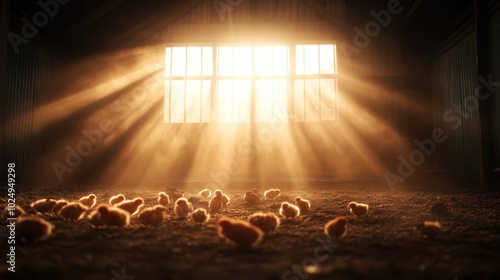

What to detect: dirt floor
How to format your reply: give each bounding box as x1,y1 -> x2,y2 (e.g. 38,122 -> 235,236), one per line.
1,180 -> 500,280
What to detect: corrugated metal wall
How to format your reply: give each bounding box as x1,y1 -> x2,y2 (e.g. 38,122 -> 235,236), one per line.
3,43 -> 55,181
431,31 -> 482,180
490,8 -> 500,170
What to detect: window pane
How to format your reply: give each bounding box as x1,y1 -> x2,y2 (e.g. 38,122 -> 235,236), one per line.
255,80 -> 273,122
217,80 -> 232,122
273,47 -> 288,75
233,80 -> 251,122
304,45 -> 319,75
320,79 -> 336,120
202,47 -> 213,76
273,79 -> 288,121
172,47 -> 186,76
305,79 -> 319,121
186,80 -> 201,123
320,45 -> 335,74
255,47 -> 272,76
201,81 -> 211,123
187,47 -> 201,76
165,47 -> 172,77
233,47 -> 252,76
171,80 -> 185,122
218,47 -> 232,76
164,80 -> 170,122
294,80 -> 305,121
296,45 -> 304,75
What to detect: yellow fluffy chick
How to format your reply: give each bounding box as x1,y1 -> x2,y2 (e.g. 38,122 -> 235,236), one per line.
158,192 -> 170,207
138,205 -> 166,227
199,189 -> 211,199
348,202 -> 369,216
295,197 -> 311,212
16,216 -> 54,242
109,194 -> 126,206
97,205 -> 130,228
264,189 -> 281,200
58,202 -> 88,221
192,208 -> 210,224
87,210 -> 105,228
52,200 -> 69,215
418,221 -> 441,239
174,198 -> 193,218
209,190 -> 224,213
79,194 -> 97,208
244,191 -> 261,204
217,217 -> 263,248
279,202 -> 300,219
324,217 -> 348,239
116,197 -> 145,216
2,205 -> 25,219
248,212 -> 280,234
31,198 -> 57,215
167,185 -> 183,201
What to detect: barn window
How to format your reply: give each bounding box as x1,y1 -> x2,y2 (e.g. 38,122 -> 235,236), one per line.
164,44 -> 337,123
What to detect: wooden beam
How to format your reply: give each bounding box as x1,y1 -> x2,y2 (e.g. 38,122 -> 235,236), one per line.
405,0 -> 426,20
68,0 -> 127,34
475,0 -> 492,186
300,0 -> 352,41
0,0 -> 9,186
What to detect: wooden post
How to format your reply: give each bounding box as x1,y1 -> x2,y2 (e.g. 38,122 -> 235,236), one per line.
1,0 -> 10,185
475,0 -> 492,186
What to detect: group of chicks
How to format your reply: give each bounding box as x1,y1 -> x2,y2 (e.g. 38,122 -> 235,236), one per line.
2,188 -> 442,248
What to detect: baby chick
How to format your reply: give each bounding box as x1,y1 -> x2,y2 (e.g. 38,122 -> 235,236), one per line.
324,217 -> 348,239
192,208 -> 210,224
199,189 -> 211,200
138,205 -> 166,228
52,200 -> 69,216
16,216 -> 54,242
79,194 -> 97,208
417,221 -> 441,239
294,197 -> 311,212
87,210 -> 105,228
97,205 -> 130,228
58,202 -> 88,221
109,194 -> 126,206
167,185 -> 183,201
116,197 -> 145,216
188,196 -> 200,205
348,202 -> 369,216
174,198 -> 193,218
248,212 -> 280,234
279,202 -> 300,219
31,198 -> 57,215
209,190 -> 224,213
2,205 -> 25,219
158,192 -> 170,207
264,189 -> 281,200
217,217 -> 263,248
244,191 -> 261,204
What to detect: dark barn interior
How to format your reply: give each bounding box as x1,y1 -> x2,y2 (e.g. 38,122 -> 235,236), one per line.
1,0 -> 500,279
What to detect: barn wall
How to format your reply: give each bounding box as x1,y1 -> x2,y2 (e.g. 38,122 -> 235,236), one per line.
430,31 -> 481,181
490,8 -> 500,170
3,42 -> 55,183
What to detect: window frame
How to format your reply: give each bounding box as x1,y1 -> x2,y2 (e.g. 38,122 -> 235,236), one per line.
164,42 -> 338,124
